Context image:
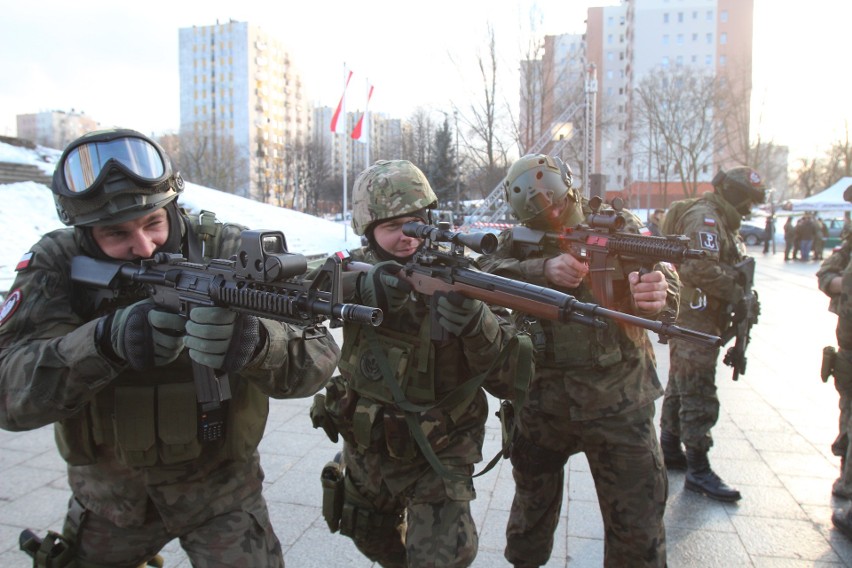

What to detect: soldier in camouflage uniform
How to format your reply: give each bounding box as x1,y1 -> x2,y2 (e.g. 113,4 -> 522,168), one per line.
817,187 -> 852,532
312,160 -> 531,567
0,129 -> 340,567
659,166 -> 766,503
477,154 -> 678,568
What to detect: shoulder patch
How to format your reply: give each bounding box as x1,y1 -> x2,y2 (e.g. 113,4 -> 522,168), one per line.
698,232 -> 719,252
16,252 -> 34,271
703,218 -> 716,227
0,289 -> 23,326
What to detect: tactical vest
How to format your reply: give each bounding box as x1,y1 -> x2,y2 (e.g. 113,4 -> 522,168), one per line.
54,210 -> 269,467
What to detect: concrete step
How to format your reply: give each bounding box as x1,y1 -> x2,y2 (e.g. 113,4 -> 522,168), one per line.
0,161 -> 53,185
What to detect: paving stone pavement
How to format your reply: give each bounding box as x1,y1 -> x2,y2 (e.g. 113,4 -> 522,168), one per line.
2,248 -> 852,566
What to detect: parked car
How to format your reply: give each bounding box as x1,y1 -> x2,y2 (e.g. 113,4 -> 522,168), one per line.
822,217 -> 845,249
739,223 -> 766,246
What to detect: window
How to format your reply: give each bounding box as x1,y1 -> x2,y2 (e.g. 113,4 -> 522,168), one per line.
705,54 -> 712,66
662,56 -> 670,67
692,33 -> 698,42
706,10 -> 713,20
706,33 -> 713,44
720,32 -> 727,45
720,10 -> 728,22
676,55 -> 683,66
677,34 -> 684,45
677,12 -> 684,23
663,13 -> 669,23
720,55 -> 727,66
663,34 -> 669,45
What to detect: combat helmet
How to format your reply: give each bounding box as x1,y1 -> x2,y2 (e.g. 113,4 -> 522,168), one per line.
712,166 -> 767,216
351,160 -> 437,236
52,128 -> 184,226
504,154 -> 580,225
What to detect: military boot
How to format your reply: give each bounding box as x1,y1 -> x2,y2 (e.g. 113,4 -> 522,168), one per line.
660,430 -> 687,470
685,448 -> 741,502
833,506 -> 852,541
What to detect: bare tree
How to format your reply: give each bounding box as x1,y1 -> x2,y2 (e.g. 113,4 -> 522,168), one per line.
633,67 -> 724,198
171,130 -> 250,195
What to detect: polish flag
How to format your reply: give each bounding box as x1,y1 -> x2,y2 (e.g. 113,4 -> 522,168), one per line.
351,85 -> 374,141
330,70 -> 353,133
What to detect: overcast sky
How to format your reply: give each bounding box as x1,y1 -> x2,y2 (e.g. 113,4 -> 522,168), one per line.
1,1 -> 850,161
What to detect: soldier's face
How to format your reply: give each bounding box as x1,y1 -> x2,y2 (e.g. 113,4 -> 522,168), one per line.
91,209 -> 170,260
373,216 -> 424,260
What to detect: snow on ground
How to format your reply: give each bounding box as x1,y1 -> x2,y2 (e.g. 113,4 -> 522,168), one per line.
0,141 -> 363,294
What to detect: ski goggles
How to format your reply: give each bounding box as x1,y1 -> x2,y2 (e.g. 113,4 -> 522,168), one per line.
58,134 -> 170,196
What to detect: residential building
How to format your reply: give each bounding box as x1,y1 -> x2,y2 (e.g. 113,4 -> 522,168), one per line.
523,0 -> 756,208
15,110 -> 99,150
178,20 -> 310,202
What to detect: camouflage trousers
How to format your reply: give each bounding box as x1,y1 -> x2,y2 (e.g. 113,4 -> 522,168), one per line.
832,350 -> 852,498
505,403 -> 667,568
660,337 -> 721,452
340,442 -> 478,568
64,491 -> 283,567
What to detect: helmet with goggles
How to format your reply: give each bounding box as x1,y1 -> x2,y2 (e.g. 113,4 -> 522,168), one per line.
504,154 -> 576,223
712,166 -> 767,217
51,128 -> 184,226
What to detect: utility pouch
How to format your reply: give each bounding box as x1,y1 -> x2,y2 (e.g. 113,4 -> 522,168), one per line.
310,393 -> 339,443
114,386 -> 157,467
823,346 -> 838,383
19,529 -> 76,568
320,452 -> 345,533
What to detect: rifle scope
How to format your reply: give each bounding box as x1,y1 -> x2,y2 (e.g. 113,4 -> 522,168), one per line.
402,222 -> 498,255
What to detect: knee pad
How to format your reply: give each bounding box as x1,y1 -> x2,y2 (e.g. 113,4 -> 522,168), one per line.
509,430 -> 568,473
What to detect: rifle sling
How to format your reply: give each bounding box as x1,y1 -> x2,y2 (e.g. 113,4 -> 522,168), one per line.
363,325 -> 531,481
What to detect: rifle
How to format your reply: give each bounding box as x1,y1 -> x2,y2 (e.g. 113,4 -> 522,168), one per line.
71,230 -> 382,440
348,222 -> 721,348
511,197 -> 707,309
721,256 -> 760,381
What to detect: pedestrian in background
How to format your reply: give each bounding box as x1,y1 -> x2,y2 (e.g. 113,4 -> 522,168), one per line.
784,217 -> 796,261
798,213 -> 817,262
648,208 -> 665,237
763,214 -> 776,254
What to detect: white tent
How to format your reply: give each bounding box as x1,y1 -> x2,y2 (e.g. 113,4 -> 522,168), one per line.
792,177 -> 852,211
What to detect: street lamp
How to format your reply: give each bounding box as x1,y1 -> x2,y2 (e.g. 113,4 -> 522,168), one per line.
454,110 -> 460,219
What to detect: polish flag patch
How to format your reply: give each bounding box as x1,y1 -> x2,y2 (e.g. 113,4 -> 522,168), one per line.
703,218 -> 716,227
16,252 -> 34,271
0,289 -> 23,326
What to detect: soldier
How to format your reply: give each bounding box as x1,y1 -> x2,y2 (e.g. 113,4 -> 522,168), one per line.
310,159 -> 531,567
817,186 -> 852,537
659,166 -> 766,502
477,154 -> 677,568
0,129 -> 340,567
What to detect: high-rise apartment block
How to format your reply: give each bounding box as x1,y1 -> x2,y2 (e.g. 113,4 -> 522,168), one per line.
178,20 -> 311,201
525,0 -> 758,207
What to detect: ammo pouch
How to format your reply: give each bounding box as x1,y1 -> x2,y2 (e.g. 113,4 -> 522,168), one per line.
320,452 -> 345,533
55,377 -> 267,467
310,393 -> 339,443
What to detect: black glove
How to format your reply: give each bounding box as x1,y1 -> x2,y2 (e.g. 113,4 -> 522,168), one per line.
359,261 -> 411,313
184,307 -> 263,373
104,299 -> 186,370
435,291 -> 486,337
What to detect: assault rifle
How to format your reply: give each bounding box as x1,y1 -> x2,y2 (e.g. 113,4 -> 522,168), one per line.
71,230 -> 382,438
512,197 -> 707,309
721,256 -> 759,381
348,222 -> 720,348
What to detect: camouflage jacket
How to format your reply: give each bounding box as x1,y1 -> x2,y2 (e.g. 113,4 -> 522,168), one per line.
477,206 -> 677,421
817,235 -> 852,348
663,192 -> 746,332
330,246 -> 529,493
0,209 -> 340,529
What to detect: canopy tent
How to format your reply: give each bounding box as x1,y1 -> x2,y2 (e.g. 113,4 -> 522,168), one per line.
792,177 -> 852,212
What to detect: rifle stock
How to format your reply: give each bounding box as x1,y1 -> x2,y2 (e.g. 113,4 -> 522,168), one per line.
348,222 -> 721,348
